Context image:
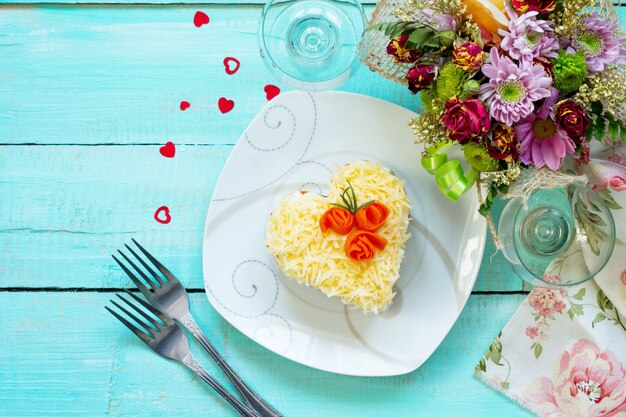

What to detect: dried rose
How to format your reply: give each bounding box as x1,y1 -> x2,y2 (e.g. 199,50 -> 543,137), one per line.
440,97 -> 491,144
386,34 -> 421,63
511,0 -> 556,14
406,64 -> 437,94
555,100 -> 591,145
486,123 -> 520,162
452,42 -> 485,72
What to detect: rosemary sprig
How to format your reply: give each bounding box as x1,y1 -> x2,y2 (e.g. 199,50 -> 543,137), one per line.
330,181 -> 374,214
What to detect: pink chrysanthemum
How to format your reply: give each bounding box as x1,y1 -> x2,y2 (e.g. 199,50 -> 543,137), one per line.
499,11 -> 559,64
515,113 -> 575,170
479,49 -> 552,126
567,11 -> 626,72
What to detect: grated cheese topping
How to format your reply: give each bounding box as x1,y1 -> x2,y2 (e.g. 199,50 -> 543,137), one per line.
265,161 -> 411,314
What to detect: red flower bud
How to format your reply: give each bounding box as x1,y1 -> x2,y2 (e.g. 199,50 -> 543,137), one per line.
386,34 -> 421,63
406,64 -> 436,94
452,42 -> 485,72
440,97 -> 491,144
555,100 -> 591,145
486,123 -> 520,162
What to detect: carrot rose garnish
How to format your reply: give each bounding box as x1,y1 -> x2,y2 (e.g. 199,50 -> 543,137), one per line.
345,230 -> 388,263
320,206 -> 354,235
320,180 -> 391,261
355,201 -> 390,232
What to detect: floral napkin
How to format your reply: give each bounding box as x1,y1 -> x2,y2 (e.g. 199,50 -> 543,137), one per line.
475,155 -> 626,417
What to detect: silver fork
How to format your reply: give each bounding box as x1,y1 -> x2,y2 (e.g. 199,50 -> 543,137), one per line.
105,291 -> 258,417
112,239 -> 283,417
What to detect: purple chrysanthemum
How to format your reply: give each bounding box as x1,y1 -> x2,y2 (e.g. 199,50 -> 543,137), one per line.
479,49 -> 552,126
567,11 -> 626,72
499,11 -> 559,64
516,114 -> 575,170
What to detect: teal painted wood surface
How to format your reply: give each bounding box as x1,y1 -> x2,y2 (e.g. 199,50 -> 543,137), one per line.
0,292 -> 531,417
0,4 -> 623,417
0,5 -> 416,146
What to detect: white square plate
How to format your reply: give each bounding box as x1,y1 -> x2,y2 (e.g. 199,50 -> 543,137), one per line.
203,91 -> 486,376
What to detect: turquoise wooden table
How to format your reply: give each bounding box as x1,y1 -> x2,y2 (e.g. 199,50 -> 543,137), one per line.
0,3 -> 623,416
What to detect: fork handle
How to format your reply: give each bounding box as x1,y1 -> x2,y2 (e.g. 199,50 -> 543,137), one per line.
181,314 -> 284,417
183,354 -> 259,417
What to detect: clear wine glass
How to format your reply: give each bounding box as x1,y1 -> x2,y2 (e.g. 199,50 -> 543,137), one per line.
498,183 -> 616,287
258,0 -> 366,91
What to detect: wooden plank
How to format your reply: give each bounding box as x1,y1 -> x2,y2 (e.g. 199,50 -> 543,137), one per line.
0,292 -> 531,416
0,145 -> 523,291
0,5 -> 417,145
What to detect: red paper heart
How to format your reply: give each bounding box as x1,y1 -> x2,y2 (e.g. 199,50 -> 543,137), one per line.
154,206 -> 172,224
159,141 -> 176,158
264,84 -> 280,101
179,101 -> 190,111
193,11 -> 210,27
223,57 -> 240,75
218,97 -> 234,114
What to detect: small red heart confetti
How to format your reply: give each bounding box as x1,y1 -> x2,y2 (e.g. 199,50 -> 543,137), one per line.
223,57 -> 241,75
218,97 -> 235,114
159,141 -> 176,158
264,84 -> 281,101
179,101 -> 190,111
154,206 -> 172,224
193,11 -> 210,27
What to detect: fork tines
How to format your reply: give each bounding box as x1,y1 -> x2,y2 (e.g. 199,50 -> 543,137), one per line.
105,290 -> 172,342
112,239 -> 172,294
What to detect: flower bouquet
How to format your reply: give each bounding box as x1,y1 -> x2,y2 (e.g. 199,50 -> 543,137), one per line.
360,0 -> 626,221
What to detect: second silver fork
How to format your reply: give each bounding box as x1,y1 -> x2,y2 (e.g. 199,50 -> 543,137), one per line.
112,239 -> 283,417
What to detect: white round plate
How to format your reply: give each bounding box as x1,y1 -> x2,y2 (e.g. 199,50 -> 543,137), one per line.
203,91 -> 486,376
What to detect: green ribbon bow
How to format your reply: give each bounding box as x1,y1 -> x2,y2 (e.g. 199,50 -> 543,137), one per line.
421,141 -> 477,201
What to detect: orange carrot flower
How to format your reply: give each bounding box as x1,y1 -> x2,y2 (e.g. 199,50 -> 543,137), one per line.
320,206 -> 354,235
355,201 -> 390,232
344,230 -> 388,262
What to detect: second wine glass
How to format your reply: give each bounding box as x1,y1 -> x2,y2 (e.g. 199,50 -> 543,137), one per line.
498,183 -> 615,287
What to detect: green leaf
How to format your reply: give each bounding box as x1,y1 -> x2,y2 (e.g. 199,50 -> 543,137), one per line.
365,21 -> 420,38
569,302 -> 584,317
597,289 -> 615,312
591,101 -> 604,115
501,381 -> 510,390
477,358 -> 487,373
570,287 -> 586,301
494,339 -> 503,352
573,200 -> 606,256
599,189 -> 622,210
405,27 -> 437,49
586,120 -> 595,141
490,348 -> 502,366
534,343 -> 543,359
594,117 -> 606,140
568,308 -> 575,320
406,27 -> 430,44
609,121 -> 620,141
604,112 -> 615,121
592,313 -> 607,328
